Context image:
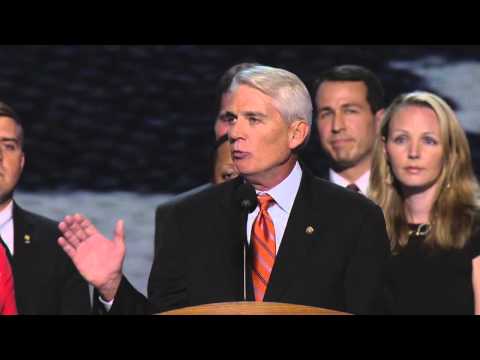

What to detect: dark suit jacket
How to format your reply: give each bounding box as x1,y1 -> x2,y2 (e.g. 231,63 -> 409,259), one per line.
315,167 -> 330,181
10,203 -> 91,314
111,167 -> 390,314
154,183 -> 212,254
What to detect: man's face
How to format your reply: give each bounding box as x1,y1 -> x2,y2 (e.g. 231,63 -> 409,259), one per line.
214,92 -> 232,139
0,116 -> 24,207
315,81 -> 379,171
224,85 -> 306,188
213,141 -> 239,184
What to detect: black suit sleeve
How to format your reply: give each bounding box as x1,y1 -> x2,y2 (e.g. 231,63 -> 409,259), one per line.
147,203 -> 189,312
52,226 -> 92,314
107,275 -> 152,314
58,249 -> 92,314
153,202 -> 175,256
109,203 -> 188,314
344,204 -> 390,315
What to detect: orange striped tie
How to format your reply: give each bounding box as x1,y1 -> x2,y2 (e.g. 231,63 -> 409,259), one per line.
251,194 -> 276,301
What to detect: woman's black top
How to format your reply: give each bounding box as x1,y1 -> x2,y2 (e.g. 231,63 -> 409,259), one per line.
386,223 -> 480,314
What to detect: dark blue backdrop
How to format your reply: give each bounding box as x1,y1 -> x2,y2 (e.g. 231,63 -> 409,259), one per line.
0,45 -> 478,193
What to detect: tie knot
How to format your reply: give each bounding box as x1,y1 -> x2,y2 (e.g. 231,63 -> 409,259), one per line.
346,183 -> 360,193
257,194 -> 274,211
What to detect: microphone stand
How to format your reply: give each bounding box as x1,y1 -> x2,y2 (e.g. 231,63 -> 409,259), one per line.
236,182 -> 257,301
243,244 -> 247,301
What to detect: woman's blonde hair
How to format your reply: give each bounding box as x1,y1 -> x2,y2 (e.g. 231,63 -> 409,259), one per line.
368,91 -> 480,252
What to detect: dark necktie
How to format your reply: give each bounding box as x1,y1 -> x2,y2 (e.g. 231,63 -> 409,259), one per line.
346,183 -> 360,193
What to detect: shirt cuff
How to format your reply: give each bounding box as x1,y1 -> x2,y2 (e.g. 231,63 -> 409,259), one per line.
98,295 -> 114,312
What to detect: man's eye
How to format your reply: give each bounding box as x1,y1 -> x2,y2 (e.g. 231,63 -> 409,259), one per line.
226,116 -> 236,124
219,114 -> 235,123
318,111 -> 331,120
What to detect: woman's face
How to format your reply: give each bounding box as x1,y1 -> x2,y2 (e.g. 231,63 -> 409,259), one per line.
385,105 -> 444,193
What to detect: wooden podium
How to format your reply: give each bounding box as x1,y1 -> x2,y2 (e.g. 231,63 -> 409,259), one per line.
158,301 -> 351,315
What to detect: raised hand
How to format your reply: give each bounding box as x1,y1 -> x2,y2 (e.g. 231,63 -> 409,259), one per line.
58,213 -> 126,301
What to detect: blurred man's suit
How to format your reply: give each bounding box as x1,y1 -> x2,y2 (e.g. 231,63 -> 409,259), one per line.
9,203 -> 91,314
153,183 -> 212,254
110,165 -> 389,315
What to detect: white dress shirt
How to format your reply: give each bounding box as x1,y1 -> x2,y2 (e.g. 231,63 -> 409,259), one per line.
0,200 -> 15,256
246,161 -> 302,253
329,169 -> 370,196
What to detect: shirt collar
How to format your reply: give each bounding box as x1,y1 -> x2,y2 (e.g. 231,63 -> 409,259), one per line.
0,200 -> 13,229
257,161 -> 302,214
329,169 -> 370,195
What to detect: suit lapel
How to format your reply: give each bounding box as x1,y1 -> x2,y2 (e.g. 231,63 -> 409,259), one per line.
264,168 -> 318,301
217,177 -> 254,301
12,203 -> 41,313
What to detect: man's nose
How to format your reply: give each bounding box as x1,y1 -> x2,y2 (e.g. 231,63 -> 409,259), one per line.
228,118 -> 247,142
332,113 -> 346,133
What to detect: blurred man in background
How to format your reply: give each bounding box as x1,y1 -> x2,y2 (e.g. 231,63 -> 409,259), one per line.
0,101 -> 90,314
314,65 -> 385,195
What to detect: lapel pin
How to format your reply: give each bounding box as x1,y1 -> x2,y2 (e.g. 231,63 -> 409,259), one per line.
24,234 -> 31,244
305,226 -> 314,235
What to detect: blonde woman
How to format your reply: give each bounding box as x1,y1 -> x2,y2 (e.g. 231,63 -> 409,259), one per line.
369,91 -> 480,314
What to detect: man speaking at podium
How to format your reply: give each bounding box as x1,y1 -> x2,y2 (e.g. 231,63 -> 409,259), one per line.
58,65 -> 389,314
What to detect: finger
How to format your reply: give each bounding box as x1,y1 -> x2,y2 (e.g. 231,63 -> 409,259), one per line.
58,221 -> 83,249
58,221 -> 68,233
69,213 -> 97,239
77,215 -> 99,237
63,214 -> 84,234
73,213 -> 87,224
69,220 -> 89,242
58,237 -> 77,259
63,214 -> 76,227
65,213 -> 87,229
113,219 -> 125,246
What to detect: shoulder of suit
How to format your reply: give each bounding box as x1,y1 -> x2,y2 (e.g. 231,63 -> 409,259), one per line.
156,179 -> 237,214
310,174 -> 379,210
14,205 -> 60,231
156,183 -> 212,210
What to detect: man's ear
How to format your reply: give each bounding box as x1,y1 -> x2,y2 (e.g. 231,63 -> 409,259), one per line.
20,152 -> 25,171
288,120 -> 309,150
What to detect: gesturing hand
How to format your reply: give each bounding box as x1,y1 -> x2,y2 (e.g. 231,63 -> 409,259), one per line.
58,213 -> 126,301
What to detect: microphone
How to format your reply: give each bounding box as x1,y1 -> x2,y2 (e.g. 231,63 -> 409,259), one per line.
234,181 -> 257,300
236,182 -> 257,213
